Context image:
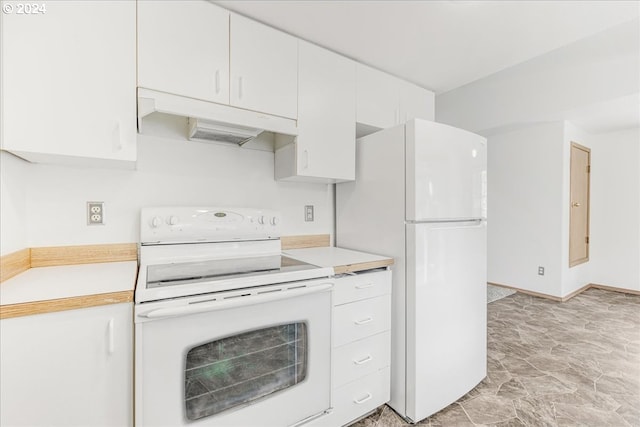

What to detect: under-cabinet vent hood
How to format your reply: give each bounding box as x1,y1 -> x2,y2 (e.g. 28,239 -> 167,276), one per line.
188,119 -> 261,145
137,88 -> 298,141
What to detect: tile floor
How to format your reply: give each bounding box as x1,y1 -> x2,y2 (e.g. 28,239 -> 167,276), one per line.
352,288 -> 640,426
487,284 -> 516,303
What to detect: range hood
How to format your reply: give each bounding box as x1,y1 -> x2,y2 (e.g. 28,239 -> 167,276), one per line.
137,88 -> 298,144
188,119 -> 261,145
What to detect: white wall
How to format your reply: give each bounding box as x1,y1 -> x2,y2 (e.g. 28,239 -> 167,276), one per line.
1,133 -> 334,253
436,19 -> 639,135
487,122 -> 565,296
0,152 -> 28,254
589,128 -> 640,291
487,121 -> 639,296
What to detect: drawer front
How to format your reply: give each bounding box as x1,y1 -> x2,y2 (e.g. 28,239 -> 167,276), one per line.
307,368 -> 390,427
332,332 -> 390,388
333,294 -> 391,347
333,270 -> 391,306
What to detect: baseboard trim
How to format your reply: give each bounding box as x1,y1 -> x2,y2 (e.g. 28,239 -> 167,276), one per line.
488,281 -> 640,302
589,283 -> 640,296
488,282 -> 563,302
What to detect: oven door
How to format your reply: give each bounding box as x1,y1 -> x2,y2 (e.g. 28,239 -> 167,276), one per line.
135,279 -> 333,427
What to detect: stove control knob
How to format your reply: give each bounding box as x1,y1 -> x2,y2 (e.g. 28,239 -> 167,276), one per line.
257,216 -> 265,225
270,216 -> 279,226
151,216 -> 162,228
168,215 -> 179,226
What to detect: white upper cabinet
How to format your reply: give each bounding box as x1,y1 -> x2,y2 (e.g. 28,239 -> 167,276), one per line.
356,64 -> 400,129
284,41 -> 355,182
1,0 -> 136,167
230,14 -> 298,119
400,80 -> 435,123
137,1 -> 230,104
356,64 -> 435,133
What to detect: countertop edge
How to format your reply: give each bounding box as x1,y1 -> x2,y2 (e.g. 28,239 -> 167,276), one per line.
0,290 -> 134,320
333,258 -> 394,275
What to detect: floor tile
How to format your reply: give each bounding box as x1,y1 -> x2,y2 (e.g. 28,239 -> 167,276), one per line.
352,289 -> 640,427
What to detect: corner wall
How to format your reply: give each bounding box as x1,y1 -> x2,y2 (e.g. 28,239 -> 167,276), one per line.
487,122 -> 565,296
0,152 -> 28,254
589,127 -> 640,291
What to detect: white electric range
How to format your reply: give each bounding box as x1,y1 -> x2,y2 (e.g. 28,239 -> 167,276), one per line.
134,207 -> 334,427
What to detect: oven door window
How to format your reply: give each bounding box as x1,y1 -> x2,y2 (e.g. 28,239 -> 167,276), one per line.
184,323 -> 308,421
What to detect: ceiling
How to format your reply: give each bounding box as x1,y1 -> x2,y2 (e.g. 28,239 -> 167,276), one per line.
216,0 -> 639,95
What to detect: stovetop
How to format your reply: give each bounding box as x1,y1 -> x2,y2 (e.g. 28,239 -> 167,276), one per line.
135,207 -> 334,303
146,255 -> 320,289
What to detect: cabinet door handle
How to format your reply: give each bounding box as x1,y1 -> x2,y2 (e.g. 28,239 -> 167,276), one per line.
353,355 -> 373,365
355,283 -> 375,290
215,70 -> 220,95
112,121 -> 123,152
107,319 -> 115,355
238,76 -> 243,99
354,393 -> 373,404
303,149 -> 309,170
354,317 -> 373,325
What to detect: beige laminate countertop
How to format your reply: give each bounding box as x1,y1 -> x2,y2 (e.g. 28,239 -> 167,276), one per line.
284,247 -> 393,274
0,261 -> 137,319
0,246 -> 391,319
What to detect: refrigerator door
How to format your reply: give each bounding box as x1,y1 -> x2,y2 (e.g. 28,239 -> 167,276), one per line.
405,220 -> 487,422
406,119 -> 487,221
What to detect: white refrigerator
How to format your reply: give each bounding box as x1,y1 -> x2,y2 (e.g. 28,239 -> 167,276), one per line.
336,119 -> 487,423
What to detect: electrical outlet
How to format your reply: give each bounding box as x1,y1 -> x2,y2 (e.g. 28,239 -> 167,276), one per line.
87,202 -> 105,225
538,266 -> 545,276
304,205 -> 314,222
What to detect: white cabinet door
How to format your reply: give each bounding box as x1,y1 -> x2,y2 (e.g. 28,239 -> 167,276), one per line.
356,64 -> 400,129
230,14 -> 298,119
400,80 -> 435,122
294,41 -> 355,181
1,1 -> 136,166
0,303 -> 133,426
137,1 -> 229,104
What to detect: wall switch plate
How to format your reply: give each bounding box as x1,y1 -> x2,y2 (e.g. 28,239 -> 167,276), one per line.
538,266 -> 545,276
304,205 -> 314,222
87,202 -> 105,225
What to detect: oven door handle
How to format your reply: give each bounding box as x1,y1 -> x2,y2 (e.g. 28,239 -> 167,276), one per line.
140,283 -> 333,319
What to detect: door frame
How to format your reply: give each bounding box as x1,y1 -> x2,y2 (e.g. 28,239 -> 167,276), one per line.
569,141 -> 591,267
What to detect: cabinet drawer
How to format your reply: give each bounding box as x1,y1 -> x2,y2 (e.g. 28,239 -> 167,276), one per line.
306,368 -> 390,427
332,332 -> 390,388
334,270 -> 391,306
333,295 -> 391,347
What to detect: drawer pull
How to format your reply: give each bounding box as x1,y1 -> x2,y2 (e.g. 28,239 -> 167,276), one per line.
354,393 -> 373,404
354,317 -> 373,325
353,355 -> 373,365
355,283 -> 375,290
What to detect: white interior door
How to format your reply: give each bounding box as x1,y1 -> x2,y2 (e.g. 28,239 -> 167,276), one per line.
406,120 -> 487,221
405,221 -> 487,422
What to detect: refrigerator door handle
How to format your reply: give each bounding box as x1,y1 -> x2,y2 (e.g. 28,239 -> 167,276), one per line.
406,218 -> 484,225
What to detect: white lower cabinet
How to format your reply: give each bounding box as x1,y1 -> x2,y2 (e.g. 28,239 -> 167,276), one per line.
0,303 -> 133,426
332,332 -> 391,388
308,269 -> 392,426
